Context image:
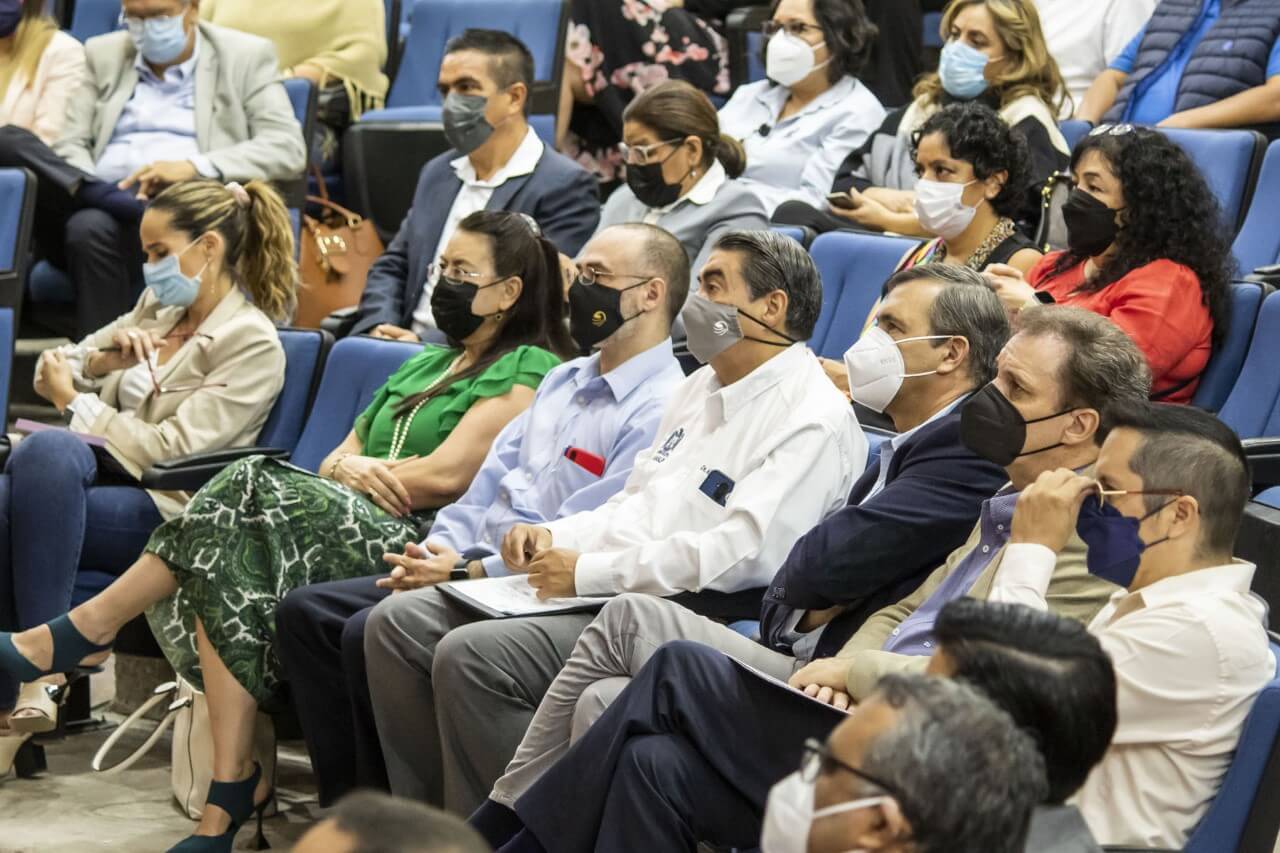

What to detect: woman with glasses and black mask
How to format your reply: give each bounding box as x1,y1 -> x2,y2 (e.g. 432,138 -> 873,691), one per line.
0,209 -> 573,851
598,80 -> 768,276
0,179 -> 292,765
717,0 -> 885,216
983,125 -> 1233,405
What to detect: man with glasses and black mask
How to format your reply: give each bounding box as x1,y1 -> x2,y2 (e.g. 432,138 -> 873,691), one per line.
351,29 -> 599,342
362,230 -> 865,813
276,223 -> 687,806
991,401 -> 1274,848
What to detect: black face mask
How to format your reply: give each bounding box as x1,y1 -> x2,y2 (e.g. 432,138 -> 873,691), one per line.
625,150 -> 688,209
568,277 -> 649,351
1062,188 -> 1120,257
430,276 -> 501,341
959,383 -> 1077,467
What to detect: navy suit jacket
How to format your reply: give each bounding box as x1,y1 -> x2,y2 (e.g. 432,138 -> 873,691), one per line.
759,409 -> 1008,659
352,142 -> 600,335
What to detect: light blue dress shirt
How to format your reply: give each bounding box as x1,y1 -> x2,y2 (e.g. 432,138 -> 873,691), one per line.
95,37 -> 217,183
424,338 -> 685,577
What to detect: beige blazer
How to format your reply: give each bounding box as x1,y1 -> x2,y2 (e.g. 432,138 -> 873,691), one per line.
0,30 -> 87,145
53,22 -> 306,182
73,287 -> 285,518
838,488 -> 1118,701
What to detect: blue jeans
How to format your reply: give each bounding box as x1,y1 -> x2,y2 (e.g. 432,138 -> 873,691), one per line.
0,430 -> 162,709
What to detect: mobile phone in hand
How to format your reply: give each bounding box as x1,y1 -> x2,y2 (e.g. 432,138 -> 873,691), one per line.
826,191 -> 856,210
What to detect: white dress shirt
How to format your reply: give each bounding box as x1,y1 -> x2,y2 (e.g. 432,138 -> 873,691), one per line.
717,75 -> 885,216
545,343 -> 867,597
410,127 -> 544,336
992,546 -> 1275,847
1033,0 -> 1155,115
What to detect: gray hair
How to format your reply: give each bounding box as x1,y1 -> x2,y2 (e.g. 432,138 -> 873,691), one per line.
713,230 -> 822,339
883,264 -> 1010,386
863,674 -> 1048,853
614,223 -> 690,325
1017,305 -> 1151,412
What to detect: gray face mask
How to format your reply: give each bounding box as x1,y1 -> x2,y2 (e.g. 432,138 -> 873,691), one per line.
443,92 -> 495,155
680,292 -> 797,364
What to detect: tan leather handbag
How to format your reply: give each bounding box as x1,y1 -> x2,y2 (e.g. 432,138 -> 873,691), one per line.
296,182 -> 383,328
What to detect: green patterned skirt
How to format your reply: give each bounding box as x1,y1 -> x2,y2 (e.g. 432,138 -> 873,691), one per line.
144,455 -> 420,705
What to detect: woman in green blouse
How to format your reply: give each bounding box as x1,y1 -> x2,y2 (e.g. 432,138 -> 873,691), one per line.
0,211 -> 573,852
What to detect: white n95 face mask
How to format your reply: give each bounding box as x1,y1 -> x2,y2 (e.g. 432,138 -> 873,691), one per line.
912,178 -> 979,240
843,327 -> 957,413
766,31 -> 829,87
760,771 -> 886,853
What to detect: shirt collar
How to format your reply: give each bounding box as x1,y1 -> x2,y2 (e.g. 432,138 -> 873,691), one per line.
654,160 -> 726,214
598,337 -> 676,400
1109,559 -> 1257,610
754,75 -> 857,123
134,31 -> 200,81
451,126 -> 544,187
712,343 -> 809,422
889,397 -> 963,451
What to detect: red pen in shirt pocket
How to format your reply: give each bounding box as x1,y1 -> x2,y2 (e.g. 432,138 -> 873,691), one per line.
564,446 -> 606,477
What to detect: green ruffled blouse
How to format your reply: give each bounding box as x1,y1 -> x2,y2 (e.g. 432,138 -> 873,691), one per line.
354,344 -> 560,460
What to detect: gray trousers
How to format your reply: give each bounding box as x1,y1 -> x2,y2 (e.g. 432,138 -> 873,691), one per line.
489,593 -> 800,807
363,586 -> 594,814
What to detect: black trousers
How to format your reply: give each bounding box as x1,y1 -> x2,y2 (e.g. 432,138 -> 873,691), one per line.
275,576 -> 390,807
503,640 -> 844,853
0,126 -> 145,338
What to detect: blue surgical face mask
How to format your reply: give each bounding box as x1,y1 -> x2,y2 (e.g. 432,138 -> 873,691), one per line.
126,9 -> 191,66
143,238 -> 207,307
1075,494 -> 1176,588
938,40 -> 994,99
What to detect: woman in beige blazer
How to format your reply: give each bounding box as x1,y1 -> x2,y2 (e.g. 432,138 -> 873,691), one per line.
0,179 -> 294,754
0,0 -> 86,145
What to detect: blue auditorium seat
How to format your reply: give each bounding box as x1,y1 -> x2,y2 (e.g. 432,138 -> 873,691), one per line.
1178,643 -> 1280,853
1257,488 -> 1280,511
1059,119 -> 1092,152
1233,140 -> 1280,275
807,231 -> 918,359
0,167 -> 36,317
922,11 -> 943,49
1158,128 -> 1264,234
68,0 -> 120,43
1216,292 -> 1280,440
0,307 -> 12,426
1191,282 -> 1267,413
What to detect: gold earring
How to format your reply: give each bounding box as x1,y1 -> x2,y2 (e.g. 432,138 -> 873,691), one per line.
493,311 -> 504,322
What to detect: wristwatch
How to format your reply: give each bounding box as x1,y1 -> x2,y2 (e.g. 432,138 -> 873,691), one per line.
449,559 -> 471,581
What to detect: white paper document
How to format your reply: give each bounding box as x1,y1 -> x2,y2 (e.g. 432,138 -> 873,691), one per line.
438,574 -> 611,618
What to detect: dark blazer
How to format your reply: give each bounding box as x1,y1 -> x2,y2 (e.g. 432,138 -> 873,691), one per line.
759,409 -> 1008,659
352,142 -> 600,335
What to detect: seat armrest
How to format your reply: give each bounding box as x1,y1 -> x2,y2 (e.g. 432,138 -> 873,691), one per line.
140,447 -> 290,491
1243,437 -> 1280,489
322,305 -> 360,338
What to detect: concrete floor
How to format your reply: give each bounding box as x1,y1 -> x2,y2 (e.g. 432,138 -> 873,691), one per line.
0,715 -> 322,853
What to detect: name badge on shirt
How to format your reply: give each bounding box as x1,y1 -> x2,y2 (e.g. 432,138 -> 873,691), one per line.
698,469 -> 735,507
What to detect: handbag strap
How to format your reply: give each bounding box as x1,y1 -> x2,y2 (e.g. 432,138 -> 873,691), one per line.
309,164 -> 330,203
91,681 -> 186,774
305,195 -> 365,229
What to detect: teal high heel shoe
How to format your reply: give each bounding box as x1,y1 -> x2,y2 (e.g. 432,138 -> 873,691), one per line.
167,762 -> 273,852
0,614 -> 111,682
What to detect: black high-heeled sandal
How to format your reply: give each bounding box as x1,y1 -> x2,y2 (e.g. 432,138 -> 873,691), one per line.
166,762 -> 273,853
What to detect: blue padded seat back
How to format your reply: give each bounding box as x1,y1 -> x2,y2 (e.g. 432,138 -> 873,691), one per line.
1234,140 -> 1280,274
1192,282 -> 1266,412
1059,119 -> 1093,152
1218,292 -> 1280,439
1256,488 -> 1280,510
69,0 -> 120,43
808,232 -> 917,359
257,329 -> 328,452
1159,127 -> 1261,233
1183,643 -> 1280,853
0,169 -> 29,272
291,336 -> 420,472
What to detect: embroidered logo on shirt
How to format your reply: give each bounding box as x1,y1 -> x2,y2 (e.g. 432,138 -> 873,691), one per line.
654,428 -> 685,462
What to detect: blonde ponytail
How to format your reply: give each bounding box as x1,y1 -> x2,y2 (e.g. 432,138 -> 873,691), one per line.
237,181 -> 297,323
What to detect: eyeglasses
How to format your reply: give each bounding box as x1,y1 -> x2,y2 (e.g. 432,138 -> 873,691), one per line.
576,265 -> 652,286
428,262 -> 503,286
762,20 -> 823,38
1095,487 -> 1184,507
618,139 -> 683,166
1088,123 -> 1135,138
799,739 -> 900,797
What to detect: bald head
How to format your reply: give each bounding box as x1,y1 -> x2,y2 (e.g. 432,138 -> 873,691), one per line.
615,223 -> 690,323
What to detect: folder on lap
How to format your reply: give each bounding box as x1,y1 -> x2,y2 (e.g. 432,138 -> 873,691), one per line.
438,575 -> 611,619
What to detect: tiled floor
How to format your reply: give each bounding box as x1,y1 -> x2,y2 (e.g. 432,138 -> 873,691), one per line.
0,715 -> 320,853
